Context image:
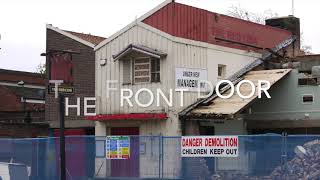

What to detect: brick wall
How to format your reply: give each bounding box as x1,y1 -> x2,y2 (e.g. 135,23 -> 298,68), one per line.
0,85 -> 21,112
0,69 -> 45,85
0,111 -> 44,124
45,29 -> 95,129
0,122 -> 48,138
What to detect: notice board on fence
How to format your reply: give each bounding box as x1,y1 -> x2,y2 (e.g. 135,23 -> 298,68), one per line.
181,136 -> 238,157
106,136 -> 130,159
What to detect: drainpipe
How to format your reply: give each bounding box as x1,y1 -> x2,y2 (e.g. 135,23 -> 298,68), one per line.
17,80 -> 28,123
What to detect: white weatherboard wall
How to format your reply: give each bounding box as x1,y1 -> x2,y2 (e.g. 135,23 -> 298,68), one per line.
94,22 -> 260,178
207,49 -> 260,84
95,23 -> 260,136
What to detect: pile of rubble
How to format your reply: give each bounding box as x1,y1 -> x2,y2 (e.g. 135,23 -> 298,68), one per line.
211,139 -> 320,180
269,139 -> 320,180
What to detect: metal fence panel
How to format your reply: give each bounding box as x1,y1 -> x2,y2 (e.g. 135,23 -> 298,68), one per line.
0,135 -> 319,179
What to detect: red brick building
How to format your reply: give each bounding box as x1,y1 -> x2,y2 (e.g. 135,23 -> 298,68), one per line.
45,24 -> 106,135
0,69 -> 48,137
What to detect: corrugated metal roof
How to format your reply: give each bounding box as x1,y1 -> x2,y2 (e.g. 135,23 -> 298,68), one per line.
143,2 -> 292,51
190,69 -> 291,116
95,1 -> 293,51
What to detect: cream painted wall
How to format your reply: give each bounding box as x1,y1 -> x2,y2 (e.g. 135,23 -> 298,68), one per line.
94,23 -> 260,138
207,50 -> 260,85
93,17 -> 262,179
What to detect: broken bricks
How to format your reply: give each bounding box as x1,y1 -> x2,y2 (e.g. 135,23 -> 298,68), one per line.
211,139 -> 320,180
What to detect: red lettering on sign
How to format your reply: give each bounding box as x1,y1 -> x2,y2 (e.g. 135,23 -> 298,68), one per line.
182,138 -> 203,147
204,137 -> 238,147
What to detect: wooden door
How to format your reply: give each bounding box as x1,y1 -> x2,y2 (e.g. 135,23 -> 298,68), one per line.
110,127 -> 139,177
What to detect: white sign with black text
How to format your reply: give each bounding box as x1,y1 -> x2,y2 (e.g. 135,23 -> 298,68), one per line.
175,68 -> 208,92
181,136 -> 239,157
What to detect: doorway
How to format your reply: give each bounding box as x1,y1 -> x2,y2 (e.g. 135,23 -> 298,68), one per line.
110,127 -> 139,177
199,126 -> 215,174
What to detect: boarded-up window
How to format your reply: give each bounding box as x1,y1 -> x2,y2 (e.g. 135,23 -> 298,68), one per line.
302,95 -> 314,103
298,78 -> 318,86
123,57 -> 161,84
134,58 -> 150,84
151,58 -> 160,82
49,53 -> 74,84
218,64 -> 226,79
122,60 -> 132,84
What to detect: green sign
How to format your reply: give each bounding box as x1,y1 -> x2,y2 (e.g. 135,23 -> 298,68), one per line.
49,85 -> 74,94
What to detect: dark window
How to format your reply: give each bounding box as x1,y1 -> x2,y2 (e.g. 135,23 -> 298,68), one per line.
199,126 -> 215,135
302,95 -> 314,103
151,58 -> 160,82
298,78 -> 318,86
218,64 -> 226,79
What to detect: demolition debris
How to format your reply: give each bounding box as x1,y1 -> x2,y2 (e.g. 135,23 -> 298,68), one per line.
269,139 -> 320,180
211,139 -> 320,180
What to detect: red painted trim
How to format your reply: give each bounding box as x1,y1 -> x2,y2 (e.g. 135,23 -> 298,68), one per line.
85,113 -> 167,121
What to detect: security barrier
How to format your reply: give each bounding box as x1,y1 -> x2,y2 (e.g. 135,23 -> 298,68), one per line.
0,135 -> 319,180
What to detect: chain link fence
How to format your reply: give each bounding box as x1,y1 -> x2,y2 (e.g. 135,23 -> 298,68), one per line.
0,135 -> 319,180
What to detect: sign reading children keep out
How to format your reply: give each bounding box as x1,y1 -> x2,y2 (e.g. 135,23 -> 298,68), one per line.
181,136 -> 238,157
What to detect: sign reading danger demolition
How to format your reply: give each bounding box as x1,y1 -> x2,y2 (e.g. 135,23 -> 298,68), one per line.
181,136 -> 238,157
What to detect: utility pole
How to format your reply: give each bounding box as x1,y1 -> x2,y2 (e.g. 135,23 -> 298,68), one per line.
292,0 -> 295,16
41,49 -> 79,180
17,81 -> 27,122
59,93 -> 66,180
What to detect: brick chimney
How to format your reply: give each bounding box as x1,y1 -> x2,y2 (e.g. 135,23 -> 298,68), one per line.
266,16 -> 300,56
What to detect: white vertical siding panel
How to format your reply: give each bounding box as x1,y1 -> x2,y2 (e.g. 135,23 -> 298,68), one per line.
113,36 -> 120,114
189,44 -> 196,106
132,27 -> 136,44
125,28 -> 130,46
108,40 -> 114,114
133,26 -> 138,45
107,42 -> 113,114
141,26 -> 147,46
118,32 -> 127,113
100,47 -> 105,114
100,46 -> 107,114
115,35 -> 122,113
183,44 -> 190,107
187,45 -> 192,107
115,33 -> 126,113
96,24 -> 228,115
95,50 -> 101,114
173,42 -> 179,108
163,38 -> 170,110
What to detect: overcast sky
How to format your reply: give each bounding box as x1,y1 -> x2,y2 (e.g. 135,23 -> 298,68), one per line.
0,0 -> 319,72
